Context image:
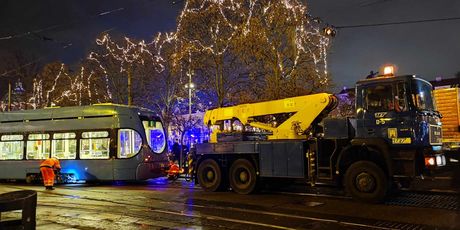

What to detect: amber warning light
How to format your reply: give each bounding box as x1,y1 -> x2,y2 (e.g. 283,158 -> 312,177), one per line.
383,65 -> 395,76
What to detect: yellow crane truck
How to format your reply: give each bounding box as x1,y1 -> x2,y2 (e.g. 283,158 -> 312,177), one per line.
192,70 -> 445,202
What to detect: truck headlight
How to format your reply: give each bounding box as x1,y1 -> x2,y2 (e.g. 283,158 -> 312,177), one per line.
436,155 -> 443,166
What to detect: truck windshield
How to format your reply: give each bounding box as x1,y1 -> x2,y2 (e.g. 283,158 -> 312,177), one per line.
411,79 -> 435,111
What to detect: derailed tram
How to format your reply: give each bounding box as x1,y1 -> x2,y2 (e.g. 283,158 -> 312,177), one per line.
0,104 -> 168,183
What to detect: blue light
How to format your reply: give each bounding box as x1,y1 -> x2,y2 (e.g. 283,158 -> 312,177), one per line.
432,146 -> 442,151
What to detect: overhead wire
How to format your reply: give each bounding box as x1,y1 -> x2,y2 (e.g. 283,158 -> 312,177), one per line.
0,0 -> 167,78
0,7 -> 125,42
336,16 -> 460,29
0,6 -> 129,77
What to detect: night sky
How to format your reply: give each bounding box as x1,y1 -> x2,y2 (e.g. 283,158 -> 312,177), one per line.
0,0 -> 459,93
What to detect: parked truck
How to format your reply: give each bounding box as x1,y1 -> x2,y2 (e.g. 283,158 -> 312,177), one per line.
193,69 -> 445,202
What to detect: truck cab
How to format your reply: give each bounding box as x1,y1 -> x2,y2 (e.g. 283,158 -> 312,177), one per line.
354,74 -> 444,175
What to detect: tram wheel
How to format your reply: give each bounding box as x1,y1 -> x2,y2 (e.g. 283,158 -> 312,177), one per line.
229,159 -> 257,194
26,175 -> 34,184
344,160 -> 388,203
197,159 -> 222,192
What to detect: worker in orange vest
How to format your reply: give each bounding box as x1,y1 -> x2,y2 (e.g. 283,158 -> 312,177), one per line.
40,157 -> 61,190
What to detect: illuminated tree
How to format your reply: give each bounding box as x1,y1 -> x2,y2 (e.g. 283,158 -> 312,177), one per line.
136,32 -> 185,131
27,61 -> 111,109
71,61 -> 112,105
88,34 -> 158,105
175,0 -> 251,107
236,0 -> 331,100
29,62 -> 72,108
175,0 -> 331,106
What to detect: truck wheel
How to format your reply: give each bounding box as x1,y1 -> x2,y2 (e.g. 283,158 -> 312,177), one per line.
197,159 -> 222,192
229,159 -> 257,194
344,161 -> 388,203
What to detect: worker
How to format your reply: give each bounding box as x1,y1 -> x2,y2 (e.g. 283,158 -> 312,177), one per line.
40,157 -> 61,190
366,71 -> 378,79
171,139 -> 180,162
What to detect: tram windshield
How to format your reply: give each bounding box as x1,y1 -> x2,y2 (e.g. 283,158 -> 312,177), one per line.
142,119 -> 166,154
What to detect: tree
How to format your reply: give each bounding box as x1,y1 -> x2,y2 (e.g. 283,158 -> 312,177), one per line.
70,62 -> 112,105
175,0 -> 250,107
88,34 -> 157,106
29,62 -> 73,108
330,90 -> 355,117
234,0 -> 331,101
0,51 -> 42,111
170,103 -> 203,165
175,0 -> 331,106
136,32 -> 185,132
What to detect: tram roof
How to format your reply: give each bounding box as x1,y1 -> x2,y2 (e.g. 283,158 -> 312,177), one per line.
0,103 -> 159,123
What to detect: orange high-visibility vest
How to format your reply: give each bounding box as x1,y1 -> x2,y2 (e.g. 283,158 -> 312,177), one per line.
40,158 -> 61,170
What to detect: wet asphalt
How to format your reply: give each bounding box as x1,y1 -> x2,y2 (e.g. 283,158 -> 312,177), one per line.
0,178 -> 460,230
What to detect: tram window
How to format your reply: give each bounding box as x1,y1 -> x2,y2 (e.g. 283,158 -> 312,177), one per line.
0,135 -> 24,160
52,133 -> 77,160
143,121 -> 166,154
118,129 -> 142,158
26,134 -> 51,160
82,131 -> 109,138
80,131 -> 110,159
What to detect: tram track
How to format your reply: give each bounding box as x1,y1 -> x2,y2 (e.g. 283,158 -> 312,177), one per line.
5,181 -> 460,213
2,184 -> 437,230
269,185 -> 460,212
47,183 -> 460,213
37,194 -> 407,230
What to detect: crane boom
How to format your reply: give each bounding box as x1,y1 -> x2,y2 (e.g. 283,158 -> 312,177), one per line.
204,93 -> 337,142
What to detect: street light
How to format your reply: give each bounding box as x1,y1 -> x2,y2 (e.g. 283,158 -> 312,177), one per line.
184,70 -> 195,119
182,70 -> 195,170
323,26 -> 336,37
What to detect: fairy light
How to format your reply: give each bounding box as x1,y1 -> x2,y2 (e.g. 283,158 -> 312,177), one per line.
25,63 -> 112,109
9,0 -> 331,111
175,0 -> 330,87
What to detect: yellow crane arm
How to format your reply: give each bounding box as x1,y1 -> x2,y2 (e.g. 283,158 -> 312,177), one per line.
204,93 -> 337,142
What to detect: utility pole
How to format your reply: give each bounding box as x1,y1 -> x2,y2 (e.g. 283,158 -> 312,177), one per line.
182,68 -> 194,170
127,66 -> 132,106
187,69 -> 194,119
8,82 -> 11,111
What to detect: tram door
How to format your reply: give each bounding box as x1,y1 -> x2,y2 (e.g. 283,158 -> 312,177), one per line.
112,129 -> 142,180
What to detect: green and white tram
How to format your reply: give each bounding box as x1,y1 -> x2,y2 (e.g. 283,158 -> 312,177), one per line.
0,104 -> 168,182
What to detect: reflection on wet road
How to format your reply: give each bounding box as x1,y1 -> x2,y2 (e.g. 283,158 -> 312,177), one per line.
0,179 -> 459,229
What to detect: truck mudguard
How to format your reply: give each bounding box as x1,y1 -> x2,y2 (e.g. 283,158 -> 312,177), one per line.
336,138 -> 393,177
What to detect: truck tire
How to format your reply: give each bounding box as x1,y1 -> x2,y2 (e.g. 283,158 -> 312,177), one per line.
197,159 -> 223,192
344,160 -> 388,203
229,159 -> 257,194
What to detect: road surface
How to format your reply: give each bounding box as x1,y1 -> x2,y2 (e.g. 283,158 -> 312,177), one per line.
0,178 -> 459,229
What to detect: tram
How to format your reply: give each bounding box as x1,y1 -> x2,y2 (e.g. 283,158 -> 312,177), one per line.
0,104 -> 169,182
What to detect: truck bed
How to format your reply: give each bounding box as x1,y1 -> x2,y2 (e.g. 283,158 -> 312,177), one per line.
434,88 -> 460,148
